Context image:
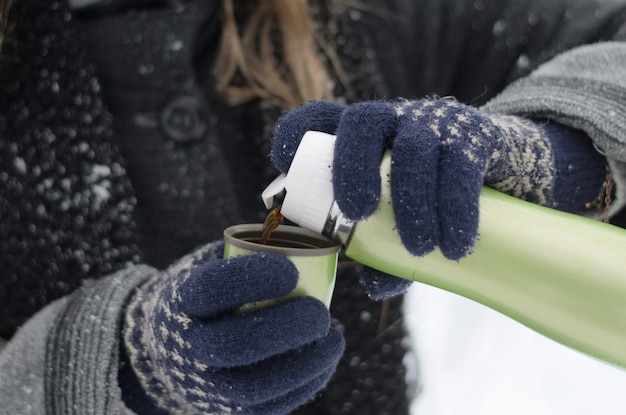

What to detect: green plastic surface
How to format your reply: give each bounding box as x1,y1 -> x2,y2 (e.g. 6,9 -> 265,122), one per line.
345,154 -> 626,368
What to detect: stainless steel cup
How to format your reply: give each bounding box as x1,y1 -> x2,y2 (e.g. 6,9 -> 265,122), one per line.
223,224 -> 340,309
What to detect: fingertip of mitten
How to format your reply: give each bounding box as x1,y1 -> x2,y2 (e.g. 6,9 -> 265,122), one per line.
178,253 -> 299,317
338,101 -> 398,142
358,266 -> 413,300
321,325 -> 346,365
439,233 -> 476,261
271,101 -> 345,172
278,296 -> 333,337
394,208 -> 439,258
333,101 -> 398,220
436,189 -> 480,260
334,186 -> 381,220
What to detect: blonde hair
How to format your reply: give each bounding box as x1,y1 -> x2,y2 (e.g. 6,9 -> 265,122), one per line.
214,0 -> 344,109
0,0 -> 11,47
0,0 -> 344,109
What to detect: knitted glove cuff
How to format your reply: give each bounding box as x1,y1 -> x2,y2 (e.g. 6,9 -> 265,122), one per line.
484,114 -> 556,205
123,276 -> 190,414
121,242 -> 231,415
124,273 -> 240,415
358,266 -> 414,300
484,115 -> 605,211
543,121 -> 607,212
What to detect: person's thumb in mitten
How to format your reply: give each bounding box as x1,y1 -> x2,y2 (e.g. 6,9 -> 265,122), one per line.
272,100 -> 346,173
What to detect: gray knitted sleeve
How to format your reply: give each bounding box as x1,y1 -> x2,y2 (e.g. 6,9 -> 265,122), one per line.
0,265 -> 153,415
482,41 -> 626,212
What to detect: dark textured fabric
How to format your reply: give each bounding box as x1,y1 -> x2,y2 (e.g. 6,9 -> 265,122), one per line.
73,1 -> 269,268
384,0 -> 626,104
0,0 -> 141,335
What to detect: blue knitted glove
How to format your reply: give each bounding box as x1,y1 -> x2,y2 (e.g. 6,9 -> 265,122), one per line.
120,241 -> 345,415
272,98 -> 605,262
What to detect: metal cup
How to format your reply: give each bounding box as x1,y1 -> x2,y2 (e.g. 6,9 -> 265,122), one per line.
223,224 -> 340,309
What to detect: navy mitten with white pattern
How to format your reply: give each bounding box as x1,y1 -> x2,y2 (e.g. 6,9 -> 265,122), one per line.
272,98 -> 605,283
120,241 -> 344,415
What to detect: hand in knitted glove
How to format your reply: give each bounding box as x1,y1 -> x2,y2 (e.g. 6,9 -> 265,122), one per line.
120,241 -> 345,415
272,98 -> 605,263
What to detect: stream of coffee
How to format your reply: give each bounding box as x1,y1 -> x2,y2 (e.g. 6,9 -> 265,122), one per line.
260,205 -> 284,244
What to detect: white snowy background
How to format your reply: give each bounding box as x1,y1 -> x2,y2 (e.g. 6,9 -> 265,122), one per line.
404,283 -> 626,415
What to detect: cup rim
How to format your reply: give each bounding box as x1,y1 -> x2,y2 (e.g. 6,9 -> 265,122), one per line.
224,224 -> 340,256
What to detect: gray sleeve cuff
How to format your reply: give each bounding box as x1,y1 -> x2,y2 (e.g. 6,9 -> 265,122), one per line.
44,265 -> 153,415
0,298 -> 68,414
482,41 -> 626,163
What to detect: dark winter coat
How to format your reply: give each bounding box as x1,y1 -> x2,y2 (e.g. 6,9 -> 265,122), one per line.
1,0 -> 625,414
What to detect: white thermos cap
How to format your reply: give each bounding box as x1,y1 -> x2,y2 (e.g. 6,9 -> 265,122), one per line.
262,131 -> 336,234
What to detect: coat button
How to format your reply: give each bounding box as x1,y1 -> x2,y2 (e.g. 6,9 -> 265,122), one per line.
160,94 -> 209,143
